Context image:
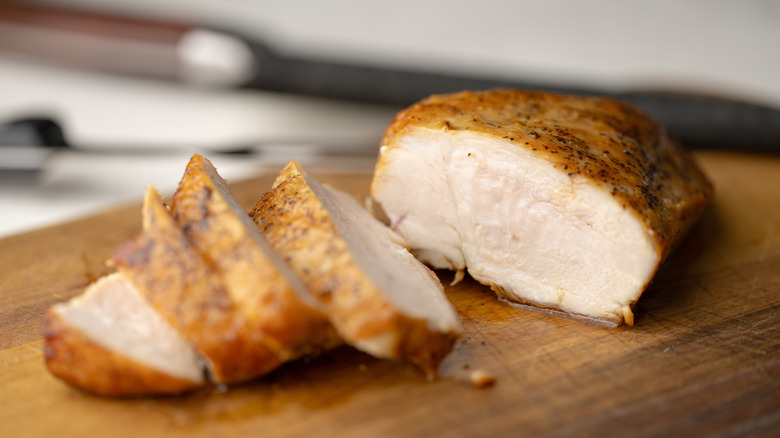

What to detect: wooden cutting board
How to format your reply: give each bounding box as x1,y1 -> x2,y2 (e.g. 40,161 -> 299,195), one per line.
1,151 -> 778,437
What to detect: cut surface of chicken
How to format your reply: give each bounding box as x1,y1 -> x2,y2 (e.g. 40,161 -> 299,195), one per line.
251,161 -> 462,374
111,185 -> 279,385
44,273 -> 204,396
371,89 -> 713,326
170,155 -> 341,363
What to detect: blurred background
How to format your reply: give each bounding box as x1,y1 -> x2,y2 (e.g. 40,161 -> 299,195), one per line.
1,0 -> 779,237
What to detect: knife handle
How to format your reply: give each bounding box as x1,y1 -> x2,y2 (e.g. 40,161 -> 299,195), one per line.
620,94 -> 780,151
247,47 -> 780,152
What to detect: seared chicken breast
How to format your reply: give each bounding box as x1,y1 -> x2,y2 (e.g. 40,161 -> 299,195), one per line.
44,273 -> 204,396
111,185 -> 274,384
45,156 -> 344,395
370,89 -> 713,326
170,155 -> 341,364
250,161 -> 462,374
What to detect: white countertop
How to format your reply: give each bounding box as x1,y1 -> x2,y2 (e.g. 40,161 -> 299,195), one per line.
1,0 -> 778,238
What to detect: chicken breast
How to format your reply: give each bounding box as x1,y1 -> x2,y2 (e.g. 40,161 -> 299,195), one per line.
44,273 -> 204,396
44,156 -> 342,395
250,161 -> 462,374
370,89 -> 713,326
169,155 -> 341,364
111,185 -> 277,385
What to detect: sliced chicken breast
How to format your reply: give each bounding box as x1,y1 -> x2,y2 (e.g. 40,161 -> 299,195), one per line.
370,89 -> 713,326
250,161 -> 462,374
111,185 -> 279,385
44,273 -> 204,396
170,155 -> 341,364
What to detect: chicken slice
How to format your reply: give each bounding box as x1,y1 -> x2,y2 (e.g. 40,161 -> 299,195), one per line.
170,154 -> 341,363
44,273 -> 204,396
370,89 -> 713,326
110,185 -> 281,385
250,161 -> 462,375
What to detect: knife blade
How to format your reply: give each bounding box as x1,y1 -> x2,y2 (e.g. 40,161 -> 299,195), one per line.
1,2 -> 778,152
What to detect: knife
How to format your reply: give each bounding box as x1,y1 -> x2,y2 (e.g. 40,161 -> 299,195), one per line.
1,2 -> 778,152
0,116 -> 380,172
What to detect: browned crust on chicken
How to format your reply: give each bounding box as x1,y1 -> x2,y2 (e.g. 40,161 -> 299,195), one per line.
44,308 -> 201,396
250,161 -> 458,374
170,155 -> 341,362
375,89 -> 713,262
110,186 -> 281,385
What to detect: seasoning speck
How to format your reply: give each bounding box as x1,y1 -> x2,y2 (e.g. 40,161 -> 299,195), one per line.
469,370 -> 496,388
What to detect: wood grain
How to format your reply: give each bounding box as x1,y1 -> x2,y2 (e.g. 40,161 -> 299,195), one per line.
1,151 -> 778,437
